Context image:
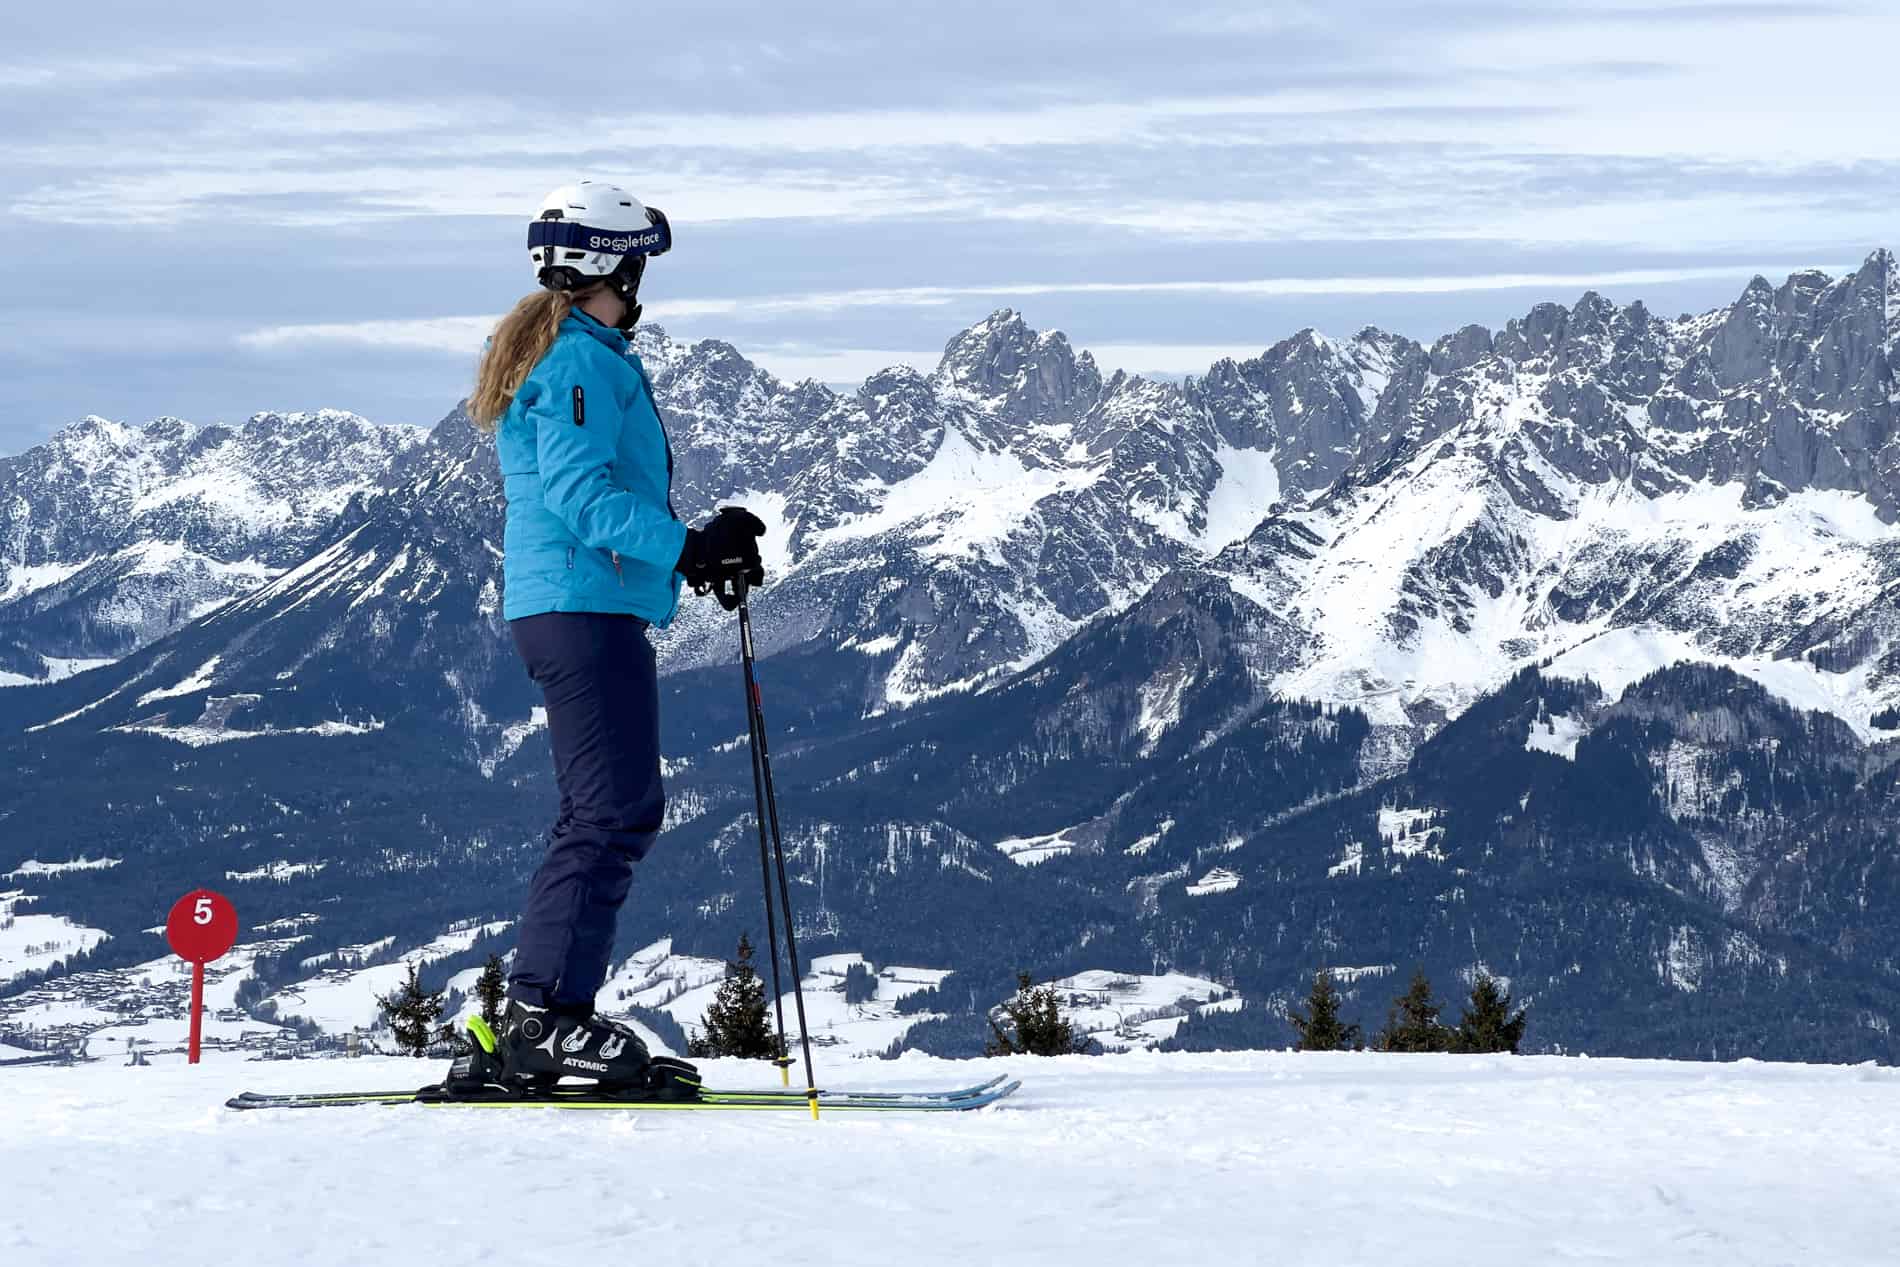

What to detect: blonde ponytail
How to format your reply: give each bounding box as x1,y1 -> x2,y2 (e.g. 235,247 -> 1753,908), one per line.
470,290 -> 575,430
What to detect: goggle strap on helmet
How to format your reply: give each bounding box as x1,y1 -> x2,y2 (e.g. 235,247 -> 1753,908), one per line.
526,208 -> 671,260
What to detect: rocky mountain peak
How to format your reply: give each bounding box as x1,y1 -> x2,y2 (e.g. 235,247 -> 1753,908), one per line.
932,308 -> 1103,426
1430,324 -> 1495,376
649,337 -> 803,479
629,322 -> 685,371
1737,273 -> 1778,309
1880,249 -> 1900,376
857,362 -> 931,402
1494,300 -> 1576,361
1196,327 -> 1418,500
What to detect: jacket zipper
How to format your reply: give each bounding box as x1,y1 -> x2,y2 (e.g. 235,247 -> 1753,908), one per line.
611,551 -> 624,586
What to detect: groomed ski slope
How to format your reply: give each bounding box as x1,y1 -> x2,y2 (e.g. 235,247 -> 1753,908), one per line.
3,1049 -> 1896,1265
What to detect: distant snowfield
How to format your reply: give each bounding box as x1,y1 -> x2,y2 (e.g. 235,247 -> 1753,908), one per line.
263,921 -> 510,1032
1042,969 -> 1231,1049
1265,454 -> 1900,737
3,1050 -> 1896,1265
818,427 -> 1100,566
992,827 -> 1079,866
0,891 -> 110,986
0,654 -> 115,689
602,940 -> 955,1061
0,927 -> 1235,1065
2,857 -> 121,881
0,936 -> 301,1060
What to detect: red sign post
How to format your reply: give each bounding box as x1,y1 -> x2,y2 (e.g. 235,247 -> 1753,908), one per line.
165,889 -> 239,1064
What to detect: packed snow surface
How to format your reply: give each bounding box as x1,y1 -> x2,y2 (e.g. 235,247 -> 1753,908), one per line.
4,1050 -> 1898,1265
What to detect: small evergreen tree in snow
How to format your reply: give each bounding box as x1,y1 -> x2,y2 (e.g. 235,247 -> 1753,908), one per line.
1288,969 -> 1363,1051
689,934 -> 784,1060
843,961 -> 878,1005
985,971 -> 1095,1056
1374,969 -> 1452,1053
376,963 -> 445,1057
474,953 -> 507,1029
1450,972 -> 1528,1054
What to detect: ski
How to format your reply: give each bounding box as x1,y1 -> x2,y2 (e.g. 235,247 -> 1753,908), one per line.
225,1077 -> 1021,1113
229,1072 -> 1010,1108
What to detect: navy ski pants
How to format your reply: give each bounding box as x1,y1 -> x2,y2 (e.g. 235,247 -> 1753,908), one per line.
506,611 -> 665,1011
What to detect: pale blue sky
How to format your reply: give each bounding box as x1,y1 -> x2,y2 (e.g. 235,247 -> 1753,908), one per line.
1,0 -> 1894,450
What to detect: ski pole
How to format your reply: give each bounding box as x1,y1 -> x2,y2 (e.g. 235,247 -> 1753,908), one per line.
736,585 -> 793,1087
734,575 -> 821,1119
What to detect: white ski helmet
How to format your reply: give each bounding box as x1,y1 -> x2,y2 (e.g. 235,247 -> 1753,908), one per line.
528,180 -> 671,296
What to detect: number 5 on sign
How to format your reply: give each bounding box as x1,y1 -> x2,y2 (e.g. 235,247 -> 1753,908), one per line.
165,889 -> 239,1065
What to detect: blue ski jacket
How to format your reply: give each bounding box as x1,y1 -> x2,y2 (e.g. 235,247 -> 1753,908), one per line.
495,311 -> 687,624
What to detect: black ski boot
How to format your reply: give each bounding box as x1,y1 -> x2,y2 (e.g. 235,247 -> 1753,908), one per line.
486,1000 -> 698,1100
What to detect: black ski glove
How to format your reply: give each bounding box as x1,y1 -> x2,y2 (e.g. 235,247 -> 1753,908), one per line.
677,506 -> 767,610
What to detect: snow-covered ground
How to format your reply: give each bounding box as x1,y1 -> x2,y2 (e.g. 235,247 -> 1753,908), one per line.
0,890 -> 111,987
0,926 -> 1234,1066
599,940 -> 1243,1060
603,940 -> 955,1060
1041,968 -> 1232,1050
0,937 -> 301,1060
991,827 -> 1080,866
262,920 -> 511,1032
3,1050 -> 1896,1265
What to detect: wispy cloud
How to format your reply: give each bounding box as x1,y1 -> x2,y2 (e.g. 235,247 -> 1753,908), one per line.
0,49 -> 312,89
5,0 -> 1897,448
239,318 -> 498,356
653,265 -> 1854,316
237,261 -> 1844,359
734,345 -> 941,385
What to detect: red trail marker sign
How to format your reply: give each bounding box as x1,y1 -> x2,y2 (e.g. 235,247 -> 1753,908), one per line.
165,889 -> 238,1064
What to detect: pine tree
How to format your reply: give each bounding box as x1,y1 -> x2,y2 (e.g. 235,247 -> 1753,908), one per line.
842,961 -> 878,1006
1288,969 -> 1363,1051
985,971 -> 1095,1056
376,962 -> 446,1057
474,953 -> 507,1029
1449,972 -> 1528,1054
689,934 -> 784,1060
1374,969 -> 1452,1053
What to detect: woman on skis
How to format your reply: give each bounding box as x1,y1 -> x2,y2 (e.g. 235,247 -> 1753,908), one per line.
463,181 -> 766,1097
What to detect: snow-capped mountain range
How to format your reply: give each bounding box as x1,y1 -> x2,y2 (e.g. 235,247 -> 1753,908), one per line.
8,252 -> 1895,740
2,252 -> 1898,1062
0,410 -> 422,684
